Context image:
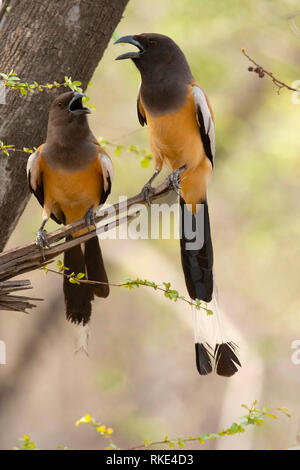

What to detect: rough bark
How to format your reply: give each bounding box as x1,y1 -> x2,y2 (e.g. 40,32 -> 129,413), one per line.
0,0 -> 129,251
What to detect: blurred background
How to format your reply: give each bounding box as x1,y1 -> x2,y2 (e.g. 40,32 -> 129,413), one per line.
1,0 -> 300,450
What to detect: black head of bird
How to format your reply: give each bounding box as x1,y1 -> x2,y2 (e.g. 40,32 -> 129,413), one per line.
114,33 -> 193,84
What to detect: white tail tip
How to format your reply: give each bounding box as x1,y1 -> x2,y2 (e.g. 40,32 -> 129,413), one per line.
75,324 -> 90,356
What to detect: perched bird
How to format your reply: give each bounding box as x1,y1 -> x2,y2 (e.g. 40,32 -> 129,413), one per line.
27,91 -> 113,326
115,33 -> 240,377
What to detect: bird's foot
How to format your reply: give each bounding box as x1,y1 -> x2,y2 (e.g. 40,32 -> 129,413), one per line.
36,229 -> 50,249
166,166 -> 187,196
84,206 -> 96,232
36,229 -> 50,259
142,182 -> 155,206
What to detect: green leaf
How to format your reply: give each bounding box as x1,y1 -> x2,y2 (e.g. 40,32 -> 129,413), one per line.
76,272 -> 85,280
278,407 -> 291,418
115,145 -> 123,157
140,157 -> 150,168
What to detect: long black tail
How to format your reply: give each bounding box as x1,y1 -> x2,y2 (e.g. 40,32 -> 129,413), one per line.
180,197 -> 240,377
180,197 -> 213,303
63,236 -> 109,325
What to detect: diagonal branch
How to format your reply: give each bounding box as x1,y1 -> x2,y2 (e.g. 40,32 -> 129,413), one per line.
0,179 -> 171,283
242,48 -> 300,94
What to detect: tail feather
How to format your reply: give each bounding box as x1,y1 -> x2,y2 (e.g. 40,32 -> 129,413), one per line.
215,342 -> 241,377
180,197 -> 241,377
63,235 -> 109,325
85,237 -> 109,298
180,198 -> 213,302
64,243 -> 93,325
195,343 -> 213,375
180,197 -> 214,375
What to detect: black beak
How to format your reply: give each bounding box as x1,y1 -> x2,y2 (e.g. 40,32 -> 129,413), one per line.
114,35 -> 144,60
69,92 -> 91,115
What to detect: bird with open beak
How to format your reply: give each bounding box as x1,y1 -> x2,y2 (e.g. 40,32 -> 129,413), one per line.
115,33 -> 240,377
27,91 -> 113,328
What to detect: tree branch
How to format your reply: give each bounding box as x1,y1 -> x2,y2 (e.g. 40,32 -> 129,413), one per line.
0,279 -> 43,313
0,179 -> 171,283
242,48 -> 300,94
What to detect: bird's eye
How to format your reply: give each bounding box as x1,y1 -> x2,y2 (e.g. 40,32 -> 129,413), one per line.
58,102 -> 62,107
149,40 -> 157,46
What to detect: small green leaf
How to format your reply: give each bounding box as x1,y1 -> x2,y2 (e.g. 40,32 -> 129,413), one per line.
76,272 -> 85,280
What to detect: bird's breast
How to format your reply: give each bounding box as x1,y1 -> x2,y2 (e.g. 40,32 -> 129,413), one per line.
40,155 -> 102,223
144,89 -> 205,170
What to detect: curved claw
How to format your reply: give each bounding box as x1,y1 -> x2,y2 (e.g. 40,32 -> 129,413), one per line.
167,168 -> 185,197
84,207 -> 96,232
142,183 -> 155,206
36,229 -> 50,251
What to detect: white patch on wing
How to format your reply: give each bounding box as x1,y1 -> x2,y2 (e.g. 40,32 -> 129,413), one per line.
99,153 -> 113,192
192,86 -> 215,159
26,150 -> 41,191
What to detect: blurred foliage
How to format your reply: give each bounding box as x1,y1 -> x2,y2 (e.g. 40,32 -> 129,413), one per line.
15,402 -> 290,450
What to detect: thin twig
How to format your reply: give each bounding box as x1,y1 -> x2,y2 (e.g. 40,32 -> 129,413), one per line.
75,402 -> 290,451
242,48 -> 300,95
126,403 -> 290,450
43,267 -> 210,314
0,0 -> 10,24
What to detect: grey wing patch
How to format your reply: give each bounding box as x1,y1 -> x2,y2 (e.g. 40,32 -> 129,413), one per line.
99,153 -> 113,204
137,83 -> 146,127
192,86 -> 215,166
26,150 -> 44,207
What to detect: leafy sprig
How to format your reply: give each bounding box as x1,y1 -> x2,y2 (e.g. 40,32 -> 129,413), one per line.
17,402 -> 289,450
98,137 -> 153,168
0,70 -> 83,96
0,137 -> 152,167
125,401 -> 291,450
76,414 -> 116,450
0,139 -> 35,157
14,434 -> 37,451
43,261 -> 212,315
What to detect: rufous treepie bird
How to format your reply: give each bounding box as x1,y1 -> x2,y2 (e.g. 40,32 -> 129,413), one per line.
27,91 -> 113,326
115,33 -> 240,377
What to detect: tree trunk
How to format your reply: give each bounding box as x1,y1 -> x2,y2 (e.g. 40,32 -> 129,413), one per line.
0,0 -> 129,251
